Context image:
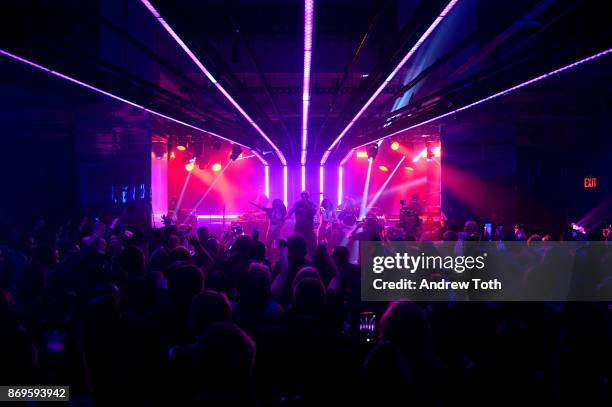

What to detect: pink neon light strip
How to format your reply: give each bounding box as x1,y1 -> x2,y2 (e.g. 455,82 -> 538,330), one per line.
0,48 -> 251,148
352,47 -> 612,150
321,0 -> 459,165
337,166 -> 343,205
283,166 -> 288,206
139,0 -> 286,165
264,165 -> 270,197
302,0 -> 314,165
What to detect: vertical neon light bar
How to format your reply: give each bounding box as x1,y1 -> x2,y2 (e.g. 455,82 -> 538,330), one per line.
337,166 -> 343,206
283,166 -> 288,206
302,0 -> 314,166
264,165 -> 270,198
301,165 -> 306,192
359,158 -> 374,218
319,165 -> 324,204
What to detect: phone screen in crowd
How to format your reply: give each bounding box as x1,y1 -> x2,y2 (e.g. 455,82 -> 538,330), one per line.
484,223 -> 493,240
359,312 -> 376,343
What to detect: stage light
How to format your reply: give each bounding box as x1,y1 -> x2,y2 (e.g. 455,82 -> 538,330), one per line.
230,144 -> 243,161
368,156 -> 406,210
412,148 -> 427,162
356,151 -> 368,158
283,165 -> 288,206
264,165 -> 270,198
176,144 -> 186,151
359,157 -> 374,218
319,165 -> 324,204
391,141 -> 400,151
301,165 -> 306,191
338,166 -> 343,206
212,163 -> 222,172
301,0 -> 314,165
379,165 -> 389,172
320,0 -> 460,165
433,146 -> 441,157
405,166 -> 414,171
170,151 -> 176,159
366,143 -> 378,160
138,0 -> 286,165
185,161 -> 195,172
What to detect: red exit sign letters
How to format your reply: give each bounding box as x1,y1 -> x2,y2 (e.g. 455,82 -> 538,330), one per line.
584,177 -> 597,188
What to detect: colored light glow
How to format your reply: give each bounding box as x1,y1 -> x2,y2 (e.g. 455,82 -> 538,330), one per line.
433,146 -> 441,157
378,165 -> 389,172
405,166 -> 415,171
359,158 -> 374,218
352,47 -> 612,150
368,156 -> 406,210
301,0 -> 314,165
176,145 -> 186,151
301,165 -> 306,191
196,214 -> 241,219
139,0 -> 286,165
319,165 -> 324,203
391,141 -> 400,151
211,163 -> 222,172
0,49 -> 248,149
265,165 -> 270,197
283,166 -> 288,206
412,148 -> 427,162
356,151 -> 368,158
337,166 -> 343,206
185,162 -> 194,171
321,0 -> 459,165
170,151 -> 176,159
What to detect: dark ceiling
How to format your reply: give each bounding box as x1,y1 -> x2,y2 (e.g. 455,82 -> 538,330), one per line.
1,0 -> 610,164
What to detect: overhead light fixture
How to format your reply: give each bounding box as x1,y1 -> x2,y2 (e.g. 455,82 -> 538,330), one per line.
211,163 -> 222,172
356,151 -> 368,158
378,165 -> 389,172
139,0 -> 286,165
390,141 -> 400,151
320,0 -> 459,165
0,49 -> 248,149
301,0 -> 314,166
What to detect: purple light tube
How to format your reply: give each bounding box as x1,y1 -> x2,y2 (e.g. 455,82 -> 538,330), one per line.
283,165 -> 288,206
337,166 -> 343,206
0,48 -> 251,149
302,0 -> 314,166
352,47 -> 612,150
139,0 -> 286,165
320,0 -> 459,165
264,165 -> 270,198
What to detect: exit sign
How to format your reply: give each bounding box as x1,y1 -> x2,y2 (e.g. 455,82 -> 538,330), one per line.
584,177 -> 597,188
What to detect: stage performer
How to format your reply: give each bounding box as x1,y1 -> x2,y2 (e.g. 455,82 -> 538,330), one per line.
318,198 -> 337,247
250,199 -> 287,258
287,191 -> 317,254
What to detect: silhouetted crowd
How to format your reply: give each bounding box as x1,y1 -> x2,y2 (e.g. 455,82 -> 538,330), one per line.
1,214 -> 611,405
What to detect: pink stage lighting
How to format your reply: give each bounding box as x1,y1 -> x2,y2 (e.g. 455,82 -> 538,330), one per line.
139,0 -> 286,165
301,0 -> 314,169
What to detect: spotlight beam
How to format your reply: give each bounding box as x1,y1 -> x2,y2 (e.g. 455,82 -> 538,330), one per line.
187,161 -> 233,220
359,158 -> 374,218
320,0 -> 459,165
349,47 -> 612,151
0,49 -> 249,149
139,0 -> 287,165
174,170 -> 193,218
367,156 -> 406,210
